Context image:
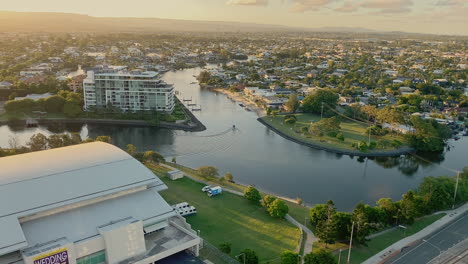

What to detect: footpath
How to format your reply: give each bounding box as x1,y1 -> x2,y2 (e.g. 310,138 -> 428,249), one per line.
160,163 -> 318,258
363,203 -> 468,264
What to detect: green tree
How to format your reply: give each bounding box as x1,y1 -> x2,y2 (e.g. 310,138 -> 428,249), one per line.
197,166 -> 219,178
47,134 -> 64,149
315,200 -> 338,244
261,194 -> 276,208
63,101 -> 82,117
285,94 -> 299,113
281,251 -> 299,264
126,144 -> 137,156
224,172 -> 234,182
143,151 -> 165,164
218,243 -> 231,254
95,136 -> 112,143
197,71 -> 211,84
44,95 -> 66,113
237,249 -> 259,264
302,89 -> 339,114
70,133 -> 82,145
244,186 -> 262,203
267,199 -> 289,218
303,249 -> 336,264
27,133 -> 48,151
352,202 -> 372,245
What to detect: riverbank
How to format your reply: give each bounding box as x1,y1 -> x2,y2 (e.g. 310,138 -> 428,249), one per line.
212,88 -> 266,117
258,116 -> 414,157
0,99 -> 206,132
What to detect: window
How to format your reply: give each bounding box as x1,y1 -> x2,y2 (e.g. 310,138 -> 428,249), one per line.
76,251 -> 106,264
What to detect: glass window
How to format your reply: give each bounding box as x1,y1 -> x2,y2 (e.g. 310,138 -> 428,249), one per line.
76,250 -> 106,264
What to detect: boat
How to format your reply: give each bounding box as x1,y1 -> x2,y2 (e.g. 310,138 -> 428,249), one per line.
190,81 -> 197,84
239,103 -> 244,107
454,136 -> 461,141
245,108 -> 251,112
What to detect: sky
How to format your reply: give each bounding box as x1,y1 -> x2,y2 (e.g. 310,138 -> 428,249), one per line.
1,0 -> 467,35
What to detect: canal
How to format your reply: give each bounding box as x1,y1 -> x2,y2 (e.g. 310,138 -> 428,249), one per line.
0,66 -> 466,211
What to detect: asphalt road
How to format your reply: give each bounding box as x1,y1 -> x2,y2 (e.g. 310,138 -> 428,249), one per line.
386,212 -> 468,264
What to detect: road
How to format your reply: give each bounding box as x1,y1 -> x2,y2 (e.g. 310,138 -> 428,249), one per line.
385,212 -> 468,264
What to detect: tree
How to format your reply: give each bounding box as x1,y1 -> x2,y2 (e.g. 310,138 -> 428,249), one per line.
95,136 -> 112,143
267,199 -> 289,218
197,166 -> 219,178
310,204 -> 328,226
352,202 -> 373,245
126,144 -> 137,156
309,117 -> 341,137
44,95 -> 65,113
63,101 -> 82,117
261,194 -> 276,208
244,186 -> 261,203
407,116 -> 451,152
224,172 -> 234,182
281,251 -> 299,264
376,198 -> 398,225
237,249 -> 258,264
285,94 -> 299,113
47,134 -> 64,148
171,156 -> 177,163
27,133 -> 48,151
315,200 -> 338,244
302,89 -> 339,114
303,249 -> 336,264
197,71 -> 211,84
143,151 -> 165,164
218,243 -> 231,254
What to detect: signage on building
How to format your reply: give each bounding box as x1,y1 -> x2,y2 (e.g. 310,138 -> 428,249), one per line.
33,248 -> 69,264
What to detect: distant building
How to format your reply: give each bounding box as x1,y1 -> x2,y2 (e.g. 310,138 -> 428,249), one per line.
83,65 -> 175,112
0,142 -> 201,264
0,81 -> 12,90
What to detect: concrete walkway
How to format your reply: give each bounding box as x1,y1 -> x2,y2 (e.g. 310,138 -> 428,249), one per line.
159,163 -> 318,258
286,215 -> 318,256
363,203 -> 468,264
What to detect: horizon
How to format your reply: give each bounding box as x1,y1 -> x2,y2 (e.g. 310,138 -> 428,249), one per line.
0,0 -> 467,35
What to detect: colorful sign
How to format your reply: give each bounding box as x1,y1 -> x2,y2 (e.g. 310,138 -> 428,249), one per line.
33,248 -> 69,264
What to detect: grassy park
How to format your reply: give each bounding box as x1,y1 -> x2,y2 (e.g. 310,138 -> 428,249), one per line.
150,165 -> 302,263
334,213 -> 446,264
261,113 -> 408,152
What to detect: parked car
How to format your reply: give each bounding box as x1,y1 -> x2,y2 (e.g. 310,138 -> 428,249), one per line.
202,186 -> 211,192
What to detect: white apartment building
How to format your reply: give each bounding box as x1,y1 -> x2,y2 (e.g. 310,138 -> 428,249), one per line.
0,142 -> 201,264
83,66 -> 175,113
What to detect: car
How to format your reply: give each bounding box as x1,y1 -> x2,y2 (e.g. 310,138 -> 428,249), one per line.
202,186 -> 211,192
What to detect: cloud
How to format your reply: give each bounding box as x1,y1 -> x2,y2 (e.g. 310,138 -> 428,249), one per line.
289,0 -> 336,12
361,0 -> 413,13
227,0 -> 269,6
334,1 -> 360,12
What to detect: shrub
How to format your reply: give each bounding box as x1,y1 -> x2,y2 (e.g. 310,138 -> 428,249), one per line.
197,166 -> 219,178
336,133 -> 345,141
369,141 -> 377,149
218,243 -> 231,254
244,186 -> 261,203
358,141 -> 368,152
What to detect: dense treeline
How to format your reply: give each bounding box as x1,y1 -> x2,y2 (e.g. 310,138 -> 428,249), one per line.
308,169 -> 468,247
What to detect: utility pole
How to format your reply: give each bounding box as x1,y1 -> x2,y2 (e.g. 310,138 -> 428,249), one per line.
347,221 -> 355,264
368,127 -> 371,145
452,171 -> 461,209
338,249 -> 342,264
321,102 -> 324,120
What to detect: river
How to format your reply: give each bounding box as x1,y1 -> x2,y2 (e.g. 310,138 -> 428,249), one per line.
0,66 -> 466,211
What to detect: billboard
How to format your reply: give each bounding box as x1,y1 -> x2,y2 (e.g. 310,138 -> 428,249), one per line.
33,248 -> 69,264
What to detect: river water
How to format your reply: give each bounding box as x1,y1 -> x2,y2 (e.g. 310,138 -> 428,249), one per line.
1,67 -> 466,211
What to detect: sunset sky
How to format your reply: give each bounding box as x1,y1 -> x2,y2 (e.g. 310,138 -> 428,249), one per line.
1,0 -> 467,35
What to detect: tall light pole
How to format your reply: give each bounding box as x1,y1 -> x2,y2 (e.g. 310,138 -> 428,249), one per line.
452,171 -> 461,209
422,239 -> 441,264
338,249 -> 342,264
236,253 -> 246,264
347,221 -> 355,264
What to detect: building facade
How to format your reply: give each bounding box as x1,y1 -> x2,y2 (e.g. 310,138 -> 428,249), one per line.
83,66 -> 175,112
0,142 -> 201,264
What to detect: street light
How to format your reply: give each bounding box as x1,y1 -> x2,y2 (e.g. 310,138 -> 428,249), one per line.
422,239 -> 442,264
452,171 -> 461,209
236,253 -> 246,264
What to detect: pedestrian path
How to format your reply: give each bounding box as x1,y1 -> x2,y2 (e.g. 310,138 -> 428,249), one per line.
363,203 -> 468,264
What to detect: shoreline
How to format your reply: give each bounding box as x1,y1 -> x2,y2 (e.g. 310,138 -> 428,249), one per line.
0,99 -> 207,132
212,88 -> 267,117
257,117 -> 414,157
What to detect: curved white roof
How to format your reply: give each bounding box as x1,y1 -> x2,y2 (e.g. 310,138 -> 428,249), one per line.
0,142 -> 167,255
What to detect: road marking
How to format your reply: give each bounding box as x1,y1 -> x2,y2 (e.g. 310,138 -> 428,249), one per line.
389,212 -> 468,264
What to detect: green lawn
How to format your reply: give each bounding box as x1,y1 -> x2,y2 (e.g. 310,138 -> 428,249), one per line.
339,213 -> 446,264
261,113 -> 408,152
155,173 -> 301,263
